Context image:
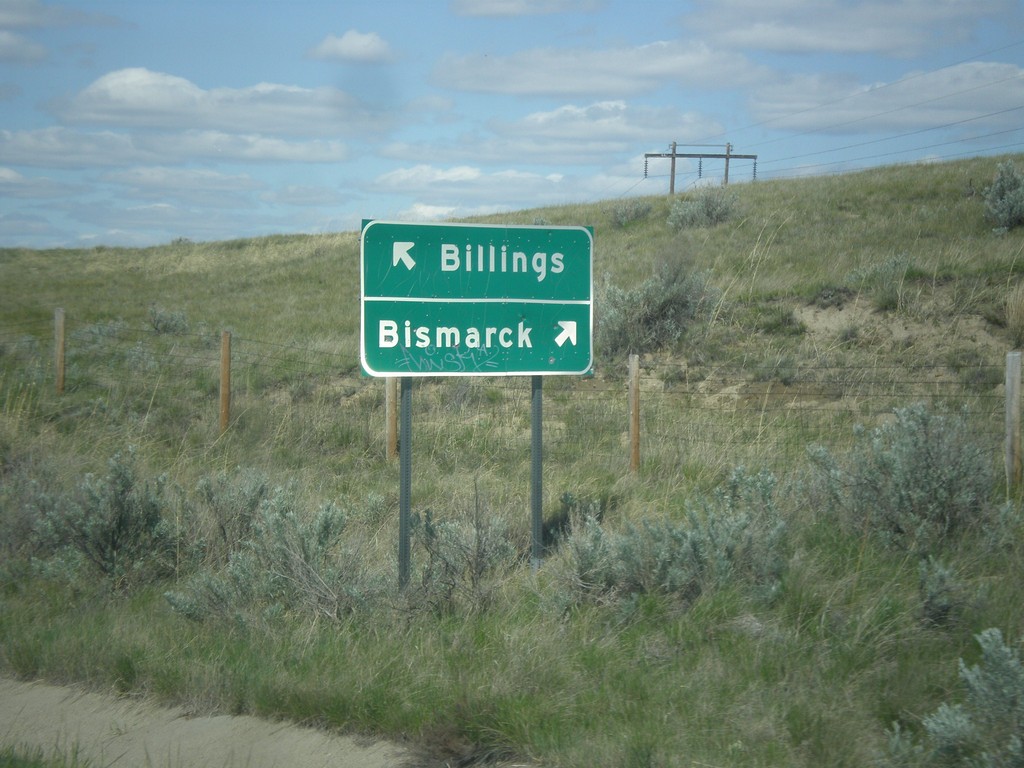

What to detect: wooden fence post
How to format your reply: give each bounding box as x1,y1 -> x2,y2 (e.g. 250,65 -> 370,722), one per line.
219,331 -> 231,434
54,308 -> 65,395
385,376 -> 398,460
1006,351 -> 1022,497
628,353 -> 640,473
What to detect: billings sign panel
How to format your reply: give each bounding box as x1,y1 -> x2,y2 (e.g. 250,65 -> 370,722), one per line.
360,221 -> 593,376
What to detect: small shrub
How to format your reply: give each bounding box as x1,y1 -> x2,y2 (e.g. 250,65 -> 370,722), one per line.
559,467 -> 785,606
753,351 -> 797,385
984,161 -> 1024,231
847,254 -> 915,312
751,305 -> 806,337
596,261 -> 713,359
34,449 -> 174,591
124,340 -> 157,372
563,513 -> 616,598
946,348 -> 1003,393
804,404 -> 993,555
667,187 -> 737,229
884,628 -> 1024,767
919,557 -> 966,627
410,498 -> 516,615
192,468 -> 270,566
609,199 -> 653,228
814,285 -> 855,309
543,490 -> 615,551
0,462 -> 52,564
838,325 -> 860,344
148,304 -> 190,335
166,487 -> 377,623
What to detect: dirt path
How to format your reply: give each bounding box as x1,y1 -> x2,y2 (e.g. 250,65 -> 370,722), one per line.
0,676 -> 416,767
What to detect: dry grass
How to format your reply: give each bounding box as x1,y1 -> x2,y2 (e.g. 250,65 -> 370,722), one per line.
1006,282 -> 1024,348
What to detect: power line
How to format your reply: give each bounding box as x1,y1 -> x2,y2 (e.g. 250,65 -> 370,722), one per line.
750,71 -> 1024,152
761,104 -> 1024,169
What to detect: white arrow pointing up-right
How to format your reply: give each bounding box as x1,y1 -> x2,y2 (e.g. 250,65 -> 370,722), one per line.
393,241 -> 416,270
554,321 -> 577,347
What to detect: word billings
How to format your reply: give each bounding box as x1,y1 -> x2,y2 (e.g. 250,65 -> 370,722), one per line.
441,243 -> 564,282
379,319 -> 533,350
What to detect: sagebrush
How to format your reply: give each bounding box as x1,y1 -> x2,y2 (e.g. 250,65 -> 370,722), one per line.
165,486 -> 381,624
984,161 -> 1024,231
596,260 -> 712,359
667,186 -> 737,229
32,448 -> 175,591
608,199 -> 653,228
559,467 -> 785,606
885,628 -> 1024,767
804,403 -> 993,554
409,500 -> 516,615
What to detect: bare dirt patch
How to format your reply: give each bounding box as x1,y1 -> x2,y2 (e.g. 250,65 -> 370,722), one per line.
0,676 -> 414,767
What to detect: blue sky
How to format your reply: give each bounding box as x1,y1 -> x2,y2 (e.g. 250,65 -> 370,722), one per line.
1,0 -> 1023,248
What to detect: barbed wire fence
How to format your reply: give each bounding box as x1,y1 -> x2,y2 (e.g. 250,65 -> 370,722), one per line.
1,311 -> 1018,491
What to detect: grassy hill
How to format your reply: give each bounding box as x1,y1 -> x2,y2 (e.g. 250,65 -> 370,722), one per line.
2,155 -> 1024,767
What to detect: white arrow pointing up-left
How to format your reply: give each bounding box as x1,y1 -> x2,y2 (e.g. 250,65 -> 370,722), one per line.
393,242 -> 416,270
554,320 -> 577,347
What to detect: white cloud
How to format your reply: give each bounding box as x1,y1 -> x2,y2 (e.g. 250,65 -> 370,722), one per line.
0,127 -> 348,168
751,61 -> 1024,133
262,184 -> 346,207
382,101 -> 720,167
374,163 -> 575,211
686,0 -> 1016,57
102,166 -> 262,194
450,0 -> 603,16
155,131 -> 349,163
376,164 -> 483,188
0,127 -> 151,167
396,202 -> 459,221
56,68 -> 390,138
434,40 -> 763,96
0,165 -> 73,197
308,30 -> 393,63
0,0 -> 123,68
0,30 -> 45,62
378,159 -> 660,222
503,100 -> 716,143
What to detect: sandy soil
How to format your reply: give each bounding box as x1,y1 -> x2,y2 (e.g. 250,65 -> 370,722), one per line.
0,676 -> 416,767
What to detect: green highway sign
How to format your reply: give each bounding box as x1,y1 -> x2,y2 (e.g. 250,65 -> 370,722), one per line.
360,220 -> 593,376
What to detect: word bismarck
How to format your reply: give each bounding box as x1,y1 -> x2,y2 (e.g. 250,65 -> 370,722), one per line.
379,319 -> 533,350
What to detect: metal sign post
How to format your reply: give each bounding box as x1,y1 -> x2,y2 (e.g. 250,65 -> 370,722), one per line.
531,376 -> 543,571
398,376 -> 412,589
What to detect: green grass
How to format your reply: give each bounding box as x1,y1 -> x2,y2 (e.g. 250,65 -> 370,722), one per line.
2,155 -> 1024,767
0,747 -> 88,768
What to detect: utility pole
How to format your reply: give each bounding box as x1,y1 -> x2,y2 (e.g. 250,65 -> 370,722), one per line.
669,141 -> 677,195
644,143 -> 757,192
